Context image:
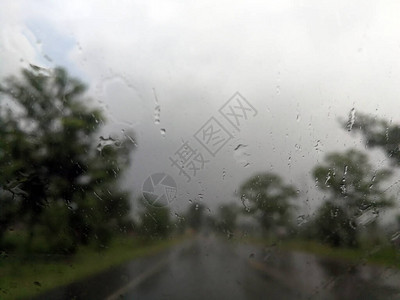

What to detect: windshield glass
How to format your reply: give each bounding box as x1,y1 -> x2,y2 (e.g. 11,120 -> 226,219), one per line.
1,1 -> 400,300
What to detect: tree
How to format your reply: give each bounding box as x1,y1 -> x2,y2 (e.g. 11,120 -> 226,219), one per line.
313,149 -> 393,247
216,203 -> 239,236
239,173 -> 297,236
313,202 -> 357,247
0,66 -> 135,252
346,112 -> 400,166
138,202 -> 171,238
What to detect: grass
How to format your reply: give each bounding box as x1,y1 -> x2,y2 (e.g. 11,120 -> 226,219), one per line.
243,237 -> 400,269
0,235 -> 188,300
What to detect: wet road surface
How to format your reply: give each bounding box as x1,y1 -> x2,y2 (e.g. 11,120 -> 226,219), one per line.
35,235 -> 400,300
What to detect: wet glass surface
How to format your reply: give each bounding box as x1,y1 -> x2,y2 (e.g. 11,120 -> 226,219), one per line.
1,1 -> 400,299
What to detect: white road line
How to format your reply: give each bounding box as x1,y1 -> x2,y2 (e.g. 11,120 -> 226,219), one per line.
105,257 -> 169,300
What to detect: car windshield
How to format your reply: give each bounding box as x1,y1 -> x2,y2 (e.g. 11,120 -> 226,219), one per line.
1,1 -> 400,300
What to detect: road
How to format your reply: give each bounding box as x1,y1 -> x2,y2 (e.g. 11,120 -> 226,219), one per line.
35,235 -> 400,300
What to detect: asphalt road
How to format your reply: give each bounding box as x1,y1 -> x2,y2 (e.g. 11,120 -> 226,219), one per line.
35,235 -> 400,300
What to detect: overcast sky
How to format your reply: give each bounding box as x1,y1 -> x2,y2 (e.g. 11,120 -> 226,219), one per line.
1,0 -> 400,221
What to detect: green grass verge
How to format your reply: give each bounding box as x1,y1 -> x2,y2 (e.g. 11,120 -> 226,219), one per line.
0,235 -> 188,300
243,237 -> 400,269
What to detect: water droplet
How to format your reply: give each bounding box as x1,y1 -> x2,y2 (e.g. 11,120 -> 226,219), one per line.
154,105 -> 160,125
96,136 -> 120,152
340,181 -> 346,195
391,231 -> 400,242
234,144 -> 247,151
241,194 -> 251,212
296,215 -> 308,226
121,129 -> 138,147
94,191 -> 103,201
153,88 -> 161,124
174,213 -> 185,222
347,108 -> 356,131
349,220 -> 357,230
160,128 -> 166,137
314,140 -> 323,152
325,172 -> 331,186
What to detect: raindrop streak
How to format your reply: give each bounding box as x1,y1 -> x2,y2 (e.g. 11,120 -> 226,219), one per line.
241,194 -> 251,212
154,106 -> 160,124
121,129 -> 138,147
93,191 -> 104,201
347,108 -> 356,131
343,165 -> 348,175
325,173 -> 331,186
391,231 -> 400,242
340,165 -> 348,195
296,215 -> 308,226
369,174 -> 376,189
234,144 -> 247,151
153,88 -> 161,125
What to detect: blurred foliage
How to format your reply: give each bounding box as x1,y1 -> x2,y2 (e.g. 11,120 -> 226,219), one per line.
346,112 -> 400,166
215,203 -> 239,237
239,172 -> 297,236
313,149 -> 393,247
313,202 -> 357,247
0,66 -> 135,254
138,200 -> 171,238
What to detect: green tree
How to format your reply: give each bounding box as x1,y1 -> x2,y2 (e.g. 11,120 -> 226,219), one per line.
216,203 -> 239,236
0,66 -> 135,252
346,112 -> 400,166
313,149 -> 393,247
239,173 -> 297,236
138,202 -> 171,238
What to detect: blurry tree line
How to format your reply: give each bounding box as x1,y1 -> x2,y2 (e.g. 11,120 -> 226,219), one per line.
229,111 -> 400,249
0,66 -> 137,254
141,110 -> 400,250
0,66 -> 223,255
2,66 -> 400,254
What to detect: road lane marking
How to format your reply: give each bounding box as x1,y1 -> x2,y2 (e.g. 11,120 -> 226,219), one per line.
105,257 -> 169,300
